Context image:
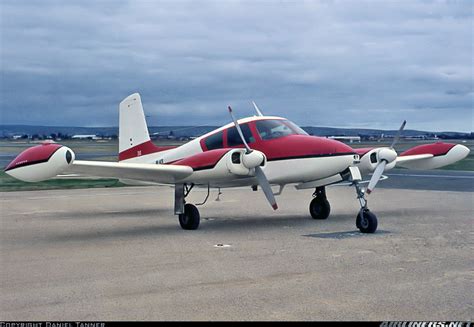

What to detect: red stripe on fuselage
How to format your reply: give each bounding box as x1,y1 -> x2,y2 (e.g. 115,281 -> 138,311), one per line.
119,141 -> 176,161
171,148 -> 230,171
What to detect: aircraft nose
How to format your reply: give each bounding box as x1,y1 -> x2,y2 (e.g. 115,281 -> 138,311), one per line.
315,137 -> 355,155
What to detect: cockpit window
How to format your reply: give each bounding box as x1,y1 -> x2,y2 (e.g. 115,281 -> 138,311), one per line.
284,120 -> 308,136
227,123 -> 255,146
255,119 -> 308,140
204,131 -> 224,150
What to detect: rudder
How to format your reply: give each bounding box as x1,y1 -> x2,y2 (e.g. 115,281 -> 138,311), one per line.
118,93 -> 161,161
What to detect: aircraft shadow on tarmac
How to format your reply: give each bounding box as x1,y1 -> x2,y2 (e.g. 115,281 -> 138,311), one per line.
42,209 -> 410,244
303,230 -> 391,239
45,208 -> 172,220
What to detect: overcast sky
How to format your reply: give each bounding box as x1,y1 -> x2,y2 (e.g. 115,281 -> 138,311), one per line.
1,0 -> 472,131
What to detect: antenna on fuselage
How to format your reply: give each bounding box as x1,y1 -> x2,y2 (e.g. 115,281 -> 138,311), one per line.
252,101 -> 264,117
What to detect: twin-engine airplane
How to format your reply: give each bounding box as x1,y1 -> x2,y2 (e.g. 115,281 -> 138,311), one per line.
5,93 -> 470,233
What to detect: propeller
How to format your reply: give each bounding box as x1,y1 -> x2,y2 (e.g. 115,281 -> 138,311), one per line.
252,101 -> 264,117
228,106 -> 278,210
390,120 -> 406,149
367,120 -> 406,194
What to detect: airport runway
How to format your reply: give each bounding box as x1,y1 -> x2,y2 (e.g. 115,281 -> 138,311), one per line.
0,184 -> 472,321
380,169 -> 474,192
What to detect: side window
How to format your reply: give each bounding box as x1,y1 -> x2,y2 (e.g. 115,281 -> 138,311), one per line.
227,124 -> 255,146
204,131 -> 224,150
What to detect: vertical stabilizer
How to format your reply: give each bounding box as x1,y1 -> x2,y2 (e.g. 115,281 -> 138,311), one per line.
118,93 -> 162,161
119,93 -> 150,153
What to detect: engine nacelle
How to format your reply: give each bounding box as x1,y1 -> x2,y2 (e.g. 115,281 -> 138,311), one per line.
177,148 -> 261,184
357,147 -> 398,175
225,149 -> 251,176
5,143 -> 75,182
398,143 -> 469,170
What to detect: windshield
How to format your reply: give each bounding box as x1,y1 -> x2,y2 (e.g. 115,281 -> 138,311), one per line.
255,119 -> 308,140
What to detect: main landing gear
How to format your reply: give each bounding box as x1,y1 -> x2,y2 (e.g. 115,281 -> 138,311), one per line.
309,187 -> 331,220
175,183 -> 209,230
179,203 -> 200,230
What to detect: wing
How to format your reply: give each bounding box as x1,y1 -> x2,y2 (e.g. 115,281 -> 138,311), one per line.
71,148 -> 264,186
69,160 -> 193,184
395,153 -> 433,164
4,143 -> 255,185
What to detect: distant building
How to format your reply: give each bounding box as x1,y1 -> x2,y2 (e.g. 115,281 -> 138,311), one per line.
71,134 -> 99,140
327,136 -> 361,143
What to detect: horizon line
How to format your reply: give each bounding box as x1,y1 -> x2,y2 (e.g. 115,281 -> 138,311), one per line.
0,123 -> 472,134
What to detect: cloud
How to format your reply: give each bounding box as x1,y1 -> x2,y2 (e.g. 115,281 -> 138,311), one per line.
0,0 -> 472,131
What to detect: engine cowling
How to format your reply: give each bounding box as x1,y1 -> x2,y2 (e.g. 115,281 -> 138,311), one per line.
226,149 -> 266,176
4,143 -> 75,182
357,147 -> 397,174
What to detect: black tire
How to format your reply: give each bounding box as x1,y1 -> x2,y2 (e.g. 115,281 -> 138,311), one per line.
179,203 -> 200,230
309,197 -> 331,220
356,209 -> 377,233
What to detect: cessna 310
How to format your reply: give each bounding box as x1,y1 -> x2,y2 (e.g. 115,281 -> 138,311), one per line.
5,93 -> 470,233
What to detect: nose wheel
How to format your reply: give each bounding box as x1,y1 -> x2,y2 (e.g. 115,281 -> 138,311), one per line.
309,187 -> 331,220
356,208 -> 378,233
353,182 -> 378,233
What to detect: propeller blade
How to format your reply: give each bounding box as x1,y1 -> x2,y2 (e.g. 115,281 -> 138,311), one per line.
255,166 -> 278,210
252,101 -> 264,117
367,160 -> 387,194
228,106 -> 252,153
390,120 -> 407,149
228,105 -> 277,210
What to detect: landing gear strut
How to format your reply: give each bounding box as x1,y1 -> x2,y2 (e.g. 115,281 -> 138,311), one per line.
353,182 -> 378,233
175,183 -> 201,230
309,187 -> 331,220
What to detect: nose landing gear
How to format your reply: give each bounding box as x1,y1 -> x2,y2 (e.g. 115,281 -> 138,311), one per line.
353,181 -> 378,233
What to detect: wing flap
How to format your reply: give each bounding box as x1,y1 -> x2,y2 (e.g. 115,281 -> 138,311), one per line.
69,160 -> 193,184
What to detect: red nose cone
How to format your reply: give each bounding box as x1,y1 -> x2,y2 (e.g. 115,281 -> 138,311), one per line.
5,143 -> 63,171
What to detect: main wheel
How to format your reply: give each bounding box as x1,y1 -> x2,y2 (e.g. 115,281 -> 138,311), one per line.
356,209 -> 377,233
309,197 -> 331,220
179,203 -> 200,230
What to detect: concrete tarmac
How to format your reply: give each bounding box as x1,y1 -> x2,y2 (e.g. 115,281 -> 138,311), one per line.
0,185 -> 473,320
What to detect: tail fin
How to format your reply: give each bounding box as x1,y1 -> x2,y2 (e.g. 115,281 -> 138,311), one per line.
118,93 -> 161,161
